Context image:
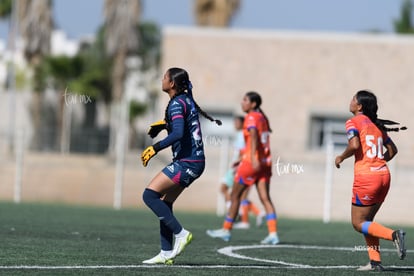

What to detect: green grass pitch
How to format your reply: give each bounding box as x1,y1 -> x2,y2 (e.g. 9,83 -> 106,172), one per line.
0,201 -> 412,275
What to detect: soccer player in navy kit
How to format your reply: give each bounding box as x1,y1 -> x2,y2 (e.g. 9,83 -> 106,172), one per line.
141,67 -> 221,264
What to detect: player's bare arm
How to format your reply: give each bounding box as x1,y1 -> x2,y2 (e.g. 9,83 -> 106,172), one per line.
383,139 -> 398,162
335,136 -> 360,168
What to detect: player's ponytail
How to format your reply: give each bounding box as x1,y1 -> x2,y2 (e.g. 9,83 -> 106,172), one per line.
245,91 -> 272,133
167,67 -> 222,126
356,90 -> 407,132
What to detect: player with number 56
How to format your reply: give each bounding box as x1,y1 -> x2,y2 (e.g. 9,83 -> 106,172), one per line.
335,90 -> 407,271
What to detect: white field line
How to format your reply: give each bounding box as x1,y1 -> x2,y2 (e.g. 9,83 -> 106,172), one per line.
1,264 -> 414,270
0,265 -> 294,270
217,244 -> 414,269
0,244 -> 413,270
0,264 -> 352,270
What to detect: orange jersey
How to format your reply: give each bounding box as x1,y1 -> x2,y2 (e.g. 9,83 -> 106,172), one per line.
345,114 -> 391,175
242,111 -> 272,166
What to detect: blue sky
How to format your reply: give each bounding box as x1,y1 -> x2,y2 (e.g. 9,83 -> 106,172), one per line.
0,0 -> 407,40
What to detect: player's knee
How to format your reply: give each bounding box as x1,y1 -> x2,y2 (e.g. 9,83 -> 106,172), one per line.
142,188 -> 161,207
259,196 -> 271,206
351,219 -> 363,233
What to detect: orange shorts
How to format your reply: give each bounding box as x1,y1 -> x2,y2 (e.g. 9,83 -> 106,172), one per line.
352,173 -> 390,206
234,160 -> 272,186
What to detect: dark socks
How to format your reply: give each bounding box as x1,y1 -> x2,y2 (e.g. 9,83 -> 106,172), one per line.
160,201 -> 173,251
142,188 -> 183,235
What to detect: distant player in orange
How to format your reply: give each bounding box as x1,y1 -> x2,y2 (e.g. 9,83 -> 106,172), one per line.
207,91 -> 279,244
335,90 -> 407,271
219,116 -> 264,229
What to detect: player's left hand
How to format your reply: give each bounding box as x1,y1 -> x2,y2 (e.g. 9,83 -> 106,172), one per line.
147,120 -> 166,138
141,146 -> 157,167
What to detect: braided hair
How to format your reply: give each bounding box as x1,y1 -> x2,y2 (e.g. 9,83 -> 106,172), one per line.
356,90 -> 407,132
245,91 -> 272,133
164,67 -> 222,125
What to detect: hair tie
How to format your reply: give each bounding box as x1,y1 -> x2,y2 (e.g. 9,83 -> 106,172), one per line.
187,81 -> 194,99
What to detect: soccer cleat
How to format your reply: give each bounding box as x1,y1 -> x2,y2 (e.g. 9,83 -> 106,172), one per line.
142,252 -> 174,265
256,212 -> 266,227
260,233 -> 280,245
206,228 -> 231,242
171,231 -> 193,258
233,222 -> 250,229
356,261 -> 384,271
392,229 -> 406,260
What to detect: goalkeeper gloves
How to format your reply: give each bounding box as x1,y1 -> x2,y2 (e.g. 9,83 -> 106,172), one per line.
147,119 -> 166,138
141,144 -> 160,167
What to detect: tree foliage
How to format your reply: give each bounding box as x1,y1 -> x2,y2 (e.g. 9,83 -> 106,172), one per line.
194,0 -> 240,27
394,0 -> 414,34
136,22 -> 161,71
103,0 -> 141,102
33,20 -> 160,104
0,0 -> 12,18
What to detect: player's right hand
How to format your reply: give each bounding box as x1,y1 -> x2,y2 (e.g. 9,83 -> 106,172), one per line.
334,156 -> 342,168
147,120 -> 166,138
141,146 -> 157,167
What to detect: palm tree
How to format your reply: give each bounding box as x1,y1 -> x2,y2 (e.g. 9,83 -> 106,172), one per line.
194,0 -> 240,27
19,0 -> 53,65
0,0 -> 12,17
103,0 -> 141,208
0,0 -> 53,150
18,0 -> 53,150
103,0 -> 141,102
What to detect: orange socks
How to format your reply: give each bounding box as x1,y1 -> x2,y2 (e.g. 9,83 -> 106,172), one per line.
223,216 -> 234,230
240,201 -> 249,223
266,213 -> 278,233
249,202 -> 261,216
240,200 -> 261,223
361,221 -> 393,241
364,235 -> 381,262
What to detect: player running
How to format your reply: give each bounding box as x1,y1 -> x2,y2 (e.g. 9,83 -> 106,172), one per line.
141,67 -> 221,265
335,90 -> 407,271
207,91 -> 279,244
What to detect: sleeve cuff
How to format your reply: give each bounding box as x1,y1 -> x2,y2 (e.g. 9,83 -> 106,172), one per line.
152,141 -> 162,152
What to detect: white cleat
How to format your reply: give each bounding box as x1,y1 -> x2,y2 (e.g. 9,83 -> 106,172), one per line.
260,233 -> 280,245
171,231 -> 193,258
233,222 -> 250,229
256,212 -> 266,227
206,228 -> 231,242
356,261 -> 384,271
142,252 -> 174,265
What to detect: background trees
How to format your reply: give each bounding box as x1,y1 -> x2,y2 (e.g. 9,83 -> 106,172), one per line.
394,0 -> 414,34
194,0 -> 240,27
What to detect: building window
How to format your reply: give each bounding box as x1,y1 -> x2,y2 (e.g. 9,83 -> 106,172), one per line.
309,114 -> 348,149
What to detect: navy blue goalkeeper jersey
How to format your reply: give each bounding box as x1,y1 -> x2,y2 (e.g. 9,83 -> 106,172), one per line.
157,93 -> 205,161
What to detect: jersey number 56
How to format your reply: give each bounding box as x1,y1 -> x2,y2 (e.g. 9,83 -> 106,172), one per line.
365,135 -> 384,159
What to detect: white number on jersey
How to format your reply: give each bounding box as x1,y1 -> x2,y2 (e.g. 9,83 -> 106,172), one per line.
365,135 -> 384,159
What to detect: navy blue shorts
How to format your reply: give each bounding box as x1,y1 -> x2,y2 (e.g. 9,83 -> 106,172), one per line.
162,160 -> 205,188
